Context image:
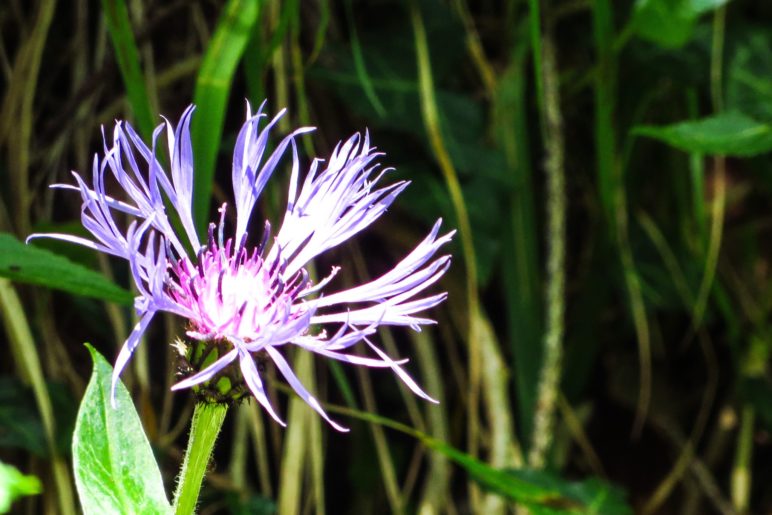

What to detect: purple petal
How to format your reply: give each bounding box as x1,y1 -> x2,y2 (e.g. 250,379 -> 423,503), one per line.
171,349 -> 238,390
239,349 -> 286,426
264,346 -> 349,432
364,338 -> 438,404
111,310 -> 156,406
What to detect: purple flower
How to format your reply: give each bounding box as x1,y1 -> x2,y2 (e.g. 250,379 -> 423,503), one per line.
30,102 -> 453,431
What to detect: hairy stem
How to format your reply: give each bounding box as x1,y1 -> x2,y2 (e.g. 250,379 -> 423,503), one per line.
173,402 -> 229,515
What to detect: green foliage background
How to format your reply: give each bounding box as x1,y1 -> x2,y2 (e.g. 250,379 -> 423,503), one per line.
1,0 -> 772,513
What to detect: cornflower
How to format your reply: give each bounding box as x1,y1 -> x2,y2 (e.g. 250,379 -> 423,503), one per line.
30,102 -> 453,431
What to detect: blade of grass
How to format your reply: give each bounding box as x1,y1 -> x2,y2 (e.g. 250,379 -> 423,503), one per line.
101,0 -> 156,140
243,0 -> 294,107
412,329 -> 451,515
686,90 -> 708,247
593,0 -> 652,437
277,350 -> 314,515
617,212 -> 652,439
72,0 -> 91,170
731,405 -> 754,513
191,0 -> 261,234
289,0 -> 315,160
494,30 -> 542,445
243,23 -> 267,106
689,6 -> 727,337
557,393 -> 606,478
356,365 -> 403,513
636,209 -> 721,512
479,309 -> 523,514
344,0 -> 386,117
0,0 -> 57,235
228,404 -> 249,491
716,10 -> 745,508
307,0 -> 330,65
408,0 -> 484,507
0,279 -> 76,515
100,1 -> 167,416
642,330 -> 718,514
527,0 -> 544,131
592,0 -> 616,220
309,378 -> 325,515
246,402 -> 274,497
451,0 -> 496,97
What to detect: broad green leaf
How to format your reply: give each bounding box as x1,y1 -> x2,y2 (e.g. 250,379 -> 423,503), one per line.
631,0 -> 731,48
0,234 -> 133,305
191,0 -> 260,234
634,111 -> 772,156
101,0 -> 156,140
73,345 -> 171,515
0,461 -> 41,513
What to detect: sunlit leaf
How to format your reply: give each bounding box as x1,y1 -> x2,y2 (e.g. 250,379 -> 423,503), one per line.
73,345 -> 171,515
0,234 -> 133,305
0,461 -> 41,513
634,111 -> 772,156
631,0 -> 731,48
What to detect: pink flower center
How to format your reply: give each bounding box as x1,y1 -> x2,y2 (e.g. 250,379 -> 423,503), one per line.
168,233 -> 308,342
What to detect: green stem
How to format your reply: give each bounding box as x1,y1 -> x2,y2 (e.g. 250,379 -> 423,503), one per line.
173,402 -> 229,515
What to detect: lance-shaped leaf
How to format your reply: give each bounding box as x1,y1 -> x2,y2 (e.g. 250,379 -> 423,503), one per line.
0,234 -> 132,305
72,345 -> 171,515
635,111 -> 772,156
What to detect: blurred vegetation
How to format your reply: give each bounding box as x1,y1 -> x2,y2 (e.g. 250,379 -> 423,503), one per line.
1,0 -> 772,513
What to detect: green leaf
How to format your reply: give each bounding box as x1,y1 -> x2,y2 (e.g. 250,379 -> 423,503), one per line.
631,0 -> 731,48
324,408 -> 633,514
0,234 -> 133,305
634,111 -> 772,156
101,0 -> 156,140
727,30 -> 772,122
0,461 -> 41,513
191,0 -> 261,234
421,438 -> 631,514
73,345 -> 171,515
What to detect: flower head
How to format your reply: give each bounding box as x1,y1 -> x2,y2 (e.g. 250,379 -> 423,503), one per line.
30,102 -> 453,431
